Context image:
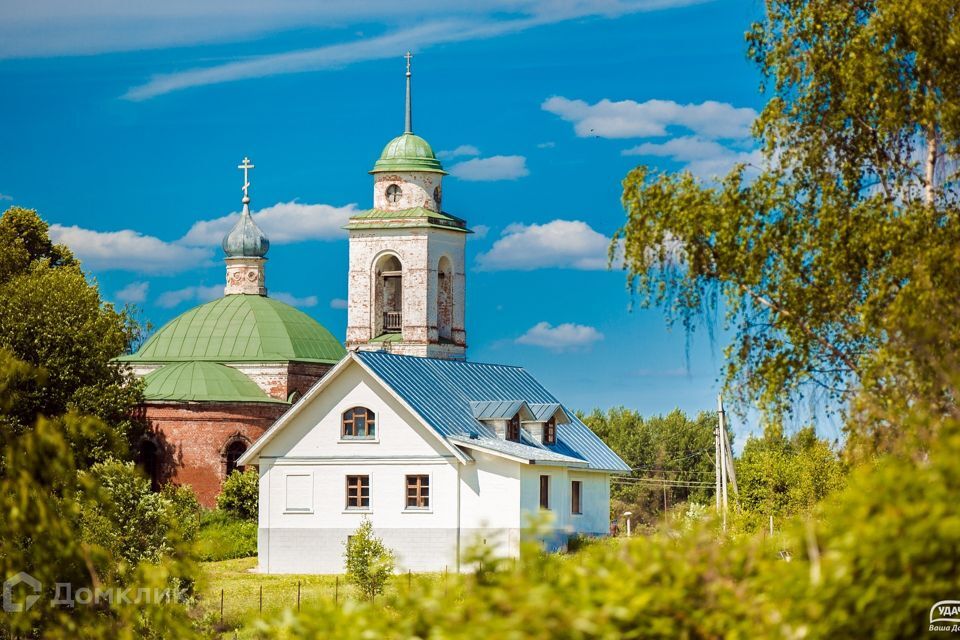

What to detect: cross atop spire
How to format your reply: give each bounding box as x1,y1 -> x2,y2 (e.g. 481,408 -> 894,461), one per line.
238,156 -> 255,204
404,52 -> 413,134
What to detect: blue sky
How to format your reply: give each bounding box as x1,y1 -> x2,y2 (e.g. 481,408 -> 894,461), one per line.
0,0 -> 777,442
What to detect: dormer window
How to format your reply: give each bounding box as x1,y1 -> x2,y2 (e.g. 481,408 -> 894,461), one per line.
507,413 -> 521,442
342,407 -> 376,439
543,417 -> 556,445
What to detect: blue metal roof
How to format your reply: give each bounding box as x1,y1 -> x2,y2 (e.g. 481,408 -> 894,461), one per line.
470,400 -> 533,421
357,352 -> 629,472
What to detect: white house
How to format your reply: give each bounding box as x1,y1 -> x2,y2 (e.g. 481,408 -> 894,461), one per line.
236,58 -> 629,573
237,350 -> 630,573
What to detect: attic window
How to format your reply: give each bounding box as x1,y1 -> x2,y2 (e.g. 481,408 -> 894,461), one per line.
507,413 -> 521,442
342,407 -> 376,439
543,417 -> 557,445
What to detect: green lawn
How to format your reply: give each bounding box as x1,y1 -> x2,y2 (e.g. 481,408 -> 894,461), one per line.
197,557 -> 447,638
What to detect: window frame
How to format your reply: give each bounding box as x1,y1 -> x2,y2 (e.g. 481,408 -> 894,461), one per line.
539,474 -> 550,510
345,474 -> 371,511
341,406 -> 377,440
507,413 -> 521,442
543,417 -> 557,445
404,474 -> 431,511
571,480 -> 583,515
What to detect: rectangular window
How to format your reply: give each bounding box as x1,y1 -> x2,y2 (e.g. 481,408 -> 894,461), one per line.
285,473 -> 312,512
543,417 -> 557,445
405,474 -> 430,509
571,480 -> 583,514
507,414 -> 521,442
539,475 -> 550,509
346,475 -> 370,509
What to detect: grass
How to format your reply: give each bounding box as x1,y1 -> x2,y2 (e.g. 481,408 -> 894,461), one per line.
197,557 -> 449,638
195,511 -> 257,562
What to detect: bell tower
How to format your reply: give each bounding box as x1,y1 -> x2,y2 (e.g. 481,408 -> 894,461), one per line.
345,53 -> 469,360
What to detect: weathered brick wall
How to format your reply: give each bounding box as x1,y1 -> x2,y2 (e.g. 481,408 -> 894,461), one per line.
144,402 -> 289,507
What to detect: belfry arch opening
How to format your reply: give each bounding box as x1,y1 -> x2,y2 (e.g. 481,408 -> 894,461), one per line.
224,439 -> 248,477
437,256 -> 453,342
375,254 -> 403,336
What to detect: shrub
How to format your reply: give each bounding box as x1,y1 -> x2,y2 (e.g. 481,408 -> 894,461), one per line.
217,468 -> 259,521
195,510 -> 258,561
344,518 -> 395,600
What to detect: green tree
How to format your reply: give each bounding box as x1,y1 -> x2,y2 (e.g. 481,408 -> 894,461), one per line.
217,468 -> 259,521
614,1 -> 960,433
344,518 -> 395,600
734,425 -> 846,530
0,349 -> 202,638
0,207 -> 143,465
582,408 -> 717,524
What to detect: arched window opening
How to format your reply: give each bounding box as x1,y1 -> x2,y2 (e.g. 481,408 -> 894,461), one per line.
342,407 -> 377,439
225,440 -> 248,477
137,439 -> 161,492
437,256 -> 453,342
375,254 -> 403,335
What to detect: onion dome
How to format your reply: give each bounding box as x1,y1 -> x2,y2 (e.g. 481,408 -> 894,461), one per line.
222,204 -> 270,257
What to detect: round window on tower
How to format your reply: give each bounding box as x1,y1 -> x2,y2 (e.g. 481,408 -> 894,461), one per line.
433,186 -> 441,209
386,184 -> 402,204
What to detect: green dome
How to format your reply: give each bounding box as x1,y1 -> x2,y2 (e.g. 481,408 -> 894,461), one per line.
371,133 -> 447,174
121,295 -> 346,364
143,361 -> 285,403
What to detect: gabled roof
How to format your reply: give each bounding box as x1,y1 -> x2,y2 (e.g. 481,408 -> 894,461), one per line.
528,402 -> 569,423
355,352 -> 628,472
470,400 -> 534,421
239,352 -> 629,472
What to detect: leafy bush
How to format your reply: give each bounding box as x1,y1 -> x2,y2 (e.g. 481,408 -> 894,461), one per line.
344,518 -> 395,600
196,510 -> 258,561
217,468 -> 259,521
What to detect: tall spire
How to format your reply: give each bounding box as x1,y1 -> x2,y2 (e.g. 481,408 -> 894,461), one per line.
223,156 -> 269,296
404,51 -> 413,134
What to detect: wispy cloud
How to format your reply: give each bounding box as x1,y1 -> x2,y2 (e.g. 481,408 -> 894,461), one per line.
272,292 -> 319,308
543,97 -> 757,140
536,141 -> 556,149
622,136 -> 762,178
471,224 -> 490,239
476,219 -> 610,271
448,155 -> 529,181
180,201 -> 359,246
516,321 -> 604,351
330,298 -> 348,310
0,193 -> 13,202
155,284 -> 223,308
108,1 -> 706,100
114,281 -> 150,304
49,224 -> 212,273
438,144 -> 480,160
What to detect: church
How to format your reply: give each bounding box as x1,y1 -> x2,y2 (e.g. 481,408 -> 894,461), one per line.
123,56 -> 628,569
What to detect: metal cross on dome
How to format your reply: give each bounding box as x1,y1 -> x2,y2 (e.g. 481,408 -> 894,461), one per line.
238,156 -> 255,200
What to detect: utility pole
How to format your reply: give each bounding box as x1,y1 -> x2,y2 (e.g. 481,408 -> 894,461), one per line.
714,412 -> 722,513
718,395 -> 729,531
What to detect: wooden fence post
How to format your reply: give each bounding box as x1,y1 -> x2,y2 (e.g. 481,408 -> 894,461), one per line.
219,588 -> 224,625
335,576 -> 339,605
259,584 -> 262,614
297,580 -> 301,612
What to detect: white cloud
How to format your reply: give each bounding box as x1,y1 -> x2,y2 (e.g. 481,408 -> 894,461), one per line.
49,224 -> 211,273
272,292 -> 318,308
0,193 -> 13,201
155,285 -> 223,308
104,1 -> 703,100
476,219 -> 610,271
516,321 -> 604,351
542,96 -> 757,140
330,298 -> 348,309
180,201 -> 359,246
114,281 -> 150,304
536,141 -> 556,149
448,155 -> 529,181
623,135 -> 763,178
471,224 -> 490,239
438,144 -> 480,159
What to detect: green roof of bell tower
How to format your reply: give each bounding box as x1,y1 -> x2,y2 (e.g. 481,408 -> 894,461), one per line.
370,52 -> 447,175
